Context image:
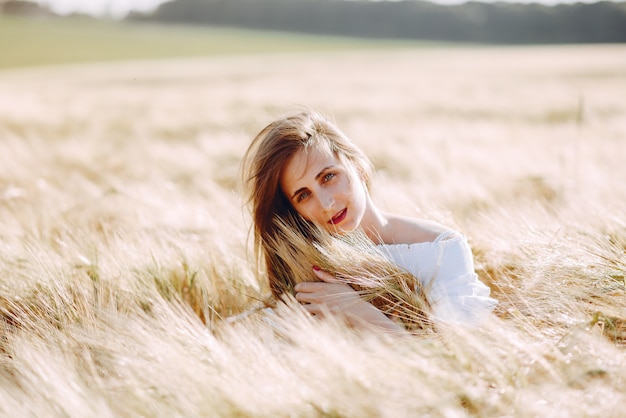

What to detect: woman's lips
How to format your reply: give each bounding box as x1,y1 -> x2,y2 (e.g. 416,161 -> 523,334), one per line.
329,208 -> 347,225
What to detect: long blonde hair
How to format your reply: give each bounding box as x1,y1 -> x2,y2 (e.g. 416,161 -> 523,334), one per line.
242,110 -> 430,330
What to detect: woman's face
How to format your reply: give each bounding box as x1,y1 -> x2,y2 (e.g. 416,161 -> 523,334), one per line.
279,145 -> 368,234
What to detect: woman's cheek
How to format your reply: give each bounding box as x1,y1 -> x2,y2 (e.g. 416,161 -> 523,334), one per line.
295,203 -> 314,223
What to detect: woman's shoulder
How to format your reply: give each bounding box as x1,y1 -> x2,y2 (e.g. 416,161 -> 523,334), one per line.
377,229 -> 467,260
380,213 -> 454,246
377,227 -> 472,283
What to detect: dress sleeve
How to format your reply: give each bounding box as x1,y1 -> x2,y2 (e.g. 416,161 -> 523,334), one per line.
423,232 -> 497,326
380,231 -> 497,326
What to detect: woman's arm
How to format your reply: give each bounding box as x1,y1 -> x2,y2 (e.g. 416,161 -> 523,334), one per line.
294,267 -> 406,333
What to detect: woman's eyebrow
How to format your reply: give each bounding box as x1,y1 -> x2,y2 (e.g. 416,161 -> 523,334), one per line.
314,165 -> 335,180
291,188 -> 306,200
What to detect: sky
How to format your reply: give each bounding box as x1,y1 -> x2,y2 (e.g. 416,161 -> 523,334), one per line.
37,0 -> 165,18
37,0 -> 609,18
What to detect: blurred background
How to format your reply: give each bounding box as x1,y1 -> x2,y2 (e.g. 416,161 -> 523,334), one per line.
2,0 -> 626,71
1,2 -> 625,416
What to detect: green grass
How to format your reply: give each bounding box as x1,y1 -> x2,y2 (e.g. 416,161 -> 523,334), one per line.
1,15 -> 423,69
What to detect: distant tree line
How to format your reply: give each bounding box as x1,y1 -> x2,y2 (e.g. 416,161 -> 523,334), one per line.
0,0 -> 54,16
130,0 -> 626,44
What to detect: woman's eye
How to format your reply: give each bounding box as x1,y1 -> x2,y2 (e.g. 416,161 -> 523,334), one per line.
322,173 -> 335,182
297,191 -> 310,202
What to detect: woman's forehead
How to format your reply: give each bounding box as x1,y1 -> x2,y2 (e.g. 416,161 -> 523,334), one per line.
283,146 -> 337,181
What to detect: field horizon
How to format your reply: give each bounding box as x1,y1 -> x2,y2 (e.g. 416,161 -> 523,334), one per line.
2,15 -> 448,70
0,39 -> 625,416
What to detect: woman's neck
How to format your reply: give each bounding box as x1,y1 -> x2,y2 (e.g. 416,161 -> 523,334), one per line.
359,197 -> 390,244
359,196 -> 447,245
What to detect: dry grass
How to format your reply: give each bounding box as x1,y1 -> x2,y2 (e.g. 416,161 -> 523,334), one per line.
0,44 -> 625,416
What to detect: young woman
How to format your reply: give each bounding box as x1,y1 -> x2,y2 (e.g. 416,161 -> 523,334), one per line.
242,110 -> 496,333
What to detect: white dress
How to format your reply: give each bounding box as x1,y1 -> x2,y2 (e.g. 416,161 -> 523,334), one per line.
378,231 -> 497,326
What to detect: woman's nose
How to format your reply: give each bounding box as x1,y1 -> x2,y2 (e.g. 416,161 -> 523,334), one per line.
318,191 -> 335,211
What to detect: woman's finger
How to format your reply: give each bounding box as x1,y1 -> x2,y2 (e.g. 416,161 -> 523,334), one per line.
301,303 -> 323,316
294,282 -> 329,293
312,266 -> 341,283
295,291 -> 319,303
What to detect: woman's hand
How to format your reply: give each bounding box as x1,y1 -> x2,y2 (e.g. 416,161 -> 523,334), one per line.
293,267 -> 406,333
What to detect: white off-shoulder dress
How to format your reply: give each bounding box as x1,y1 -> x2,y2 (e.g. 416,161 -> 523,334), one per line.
378,231 -> 497,326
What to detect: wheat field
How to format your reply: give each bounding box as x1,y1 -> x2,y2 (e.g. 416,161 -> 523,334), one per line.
0,43 -> 625,417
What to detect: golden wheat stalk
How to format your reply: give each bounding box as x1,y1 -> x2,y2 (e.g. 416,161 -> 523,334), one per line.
266,215 -> 431,331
